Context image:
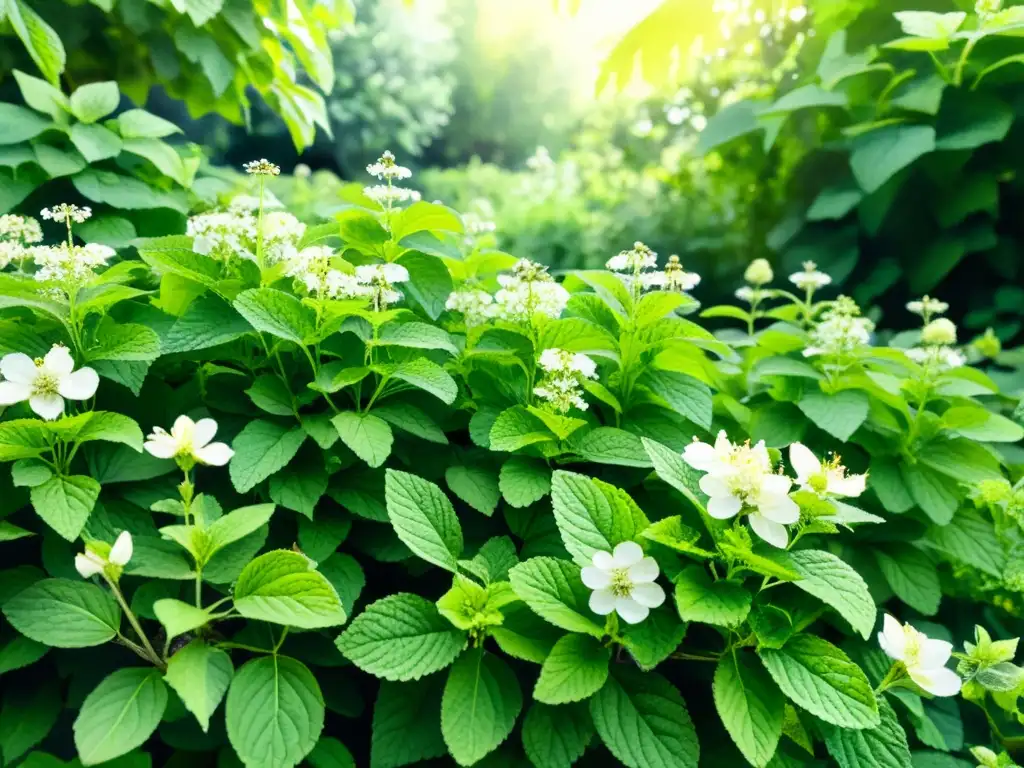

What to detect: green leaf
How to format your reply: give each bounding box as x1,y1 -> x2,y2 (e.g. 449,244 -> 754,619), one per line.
163,295 -> 252,353
245,375 -> 293,416
0,680 -> 61,762
0,104 -> 52,145
901,463 -> 958,524
70,82 -> 119,123
269,463 -> 328,519
390,201 -> 463,241
537,317 -> 618,356
233,288 -> 315,344
642,437 -> 711,517
384,469 -> 463,572
922,508 -> 1004,577
336,593 -> 467,681
499,457 -> 551,508
47,411 -> 144,451
784,550 -> 875,640
164,640 -> 233,732
489,406 -> 555,452
674,565 -> 752,627
620,605 -> 687,671
205,503 -> 276,554
69,123 -> 122,162
372,402 -> 448,444
528,406 -> 588,442
377,321 -> 457,355
34,144 -> 85,177
117,109 -> 181,139
13,69 -> 68,117
758,635 -> 879,729
940,406 -> 1024,442
307,738 -> 355,768
153,599 -> 212,639
73,668 -> 168,765
875,547 -> 941,616
297,512 -> 352,562
640,516 -> 715,559
370,679 -> 446,768
590,667 -> 699,768
919,438 -> 1005,484
318,553 -> 365,613
3,0 -> 64,87
0,521 -> 34,541
85,322 -> 161,363
870,460 -> 914,514
797,389 -> 869,442
550,471 -> 649,566
850,125 -> 936,194
696,99 -> 762,154
637,369 -> 713,429
229,420 -> 306,493
233,550 -> 346,629
534,633 -> 611,705
332,411 -> 393,468
573,427 -> 652,468
521,702 -> 593,768
445,464 -> 500,516
507,558 -> 604,637
73,169 -> 187,212
225,656 -> 324,768
30,474 -> 99,541
714,652 -> 784,768
822,698 -> 911,768
388,358 -> 458,404
122,137 -> 187,185
397,251 -> 454,320
441,648 -> 522,767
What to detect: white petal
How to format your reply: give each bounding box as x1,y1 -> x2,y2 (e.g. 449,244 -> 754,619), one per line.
878,615 -> 906,661
748,513 -> 789,548
628,557 -> 660,583
919,638 -> 953,669
30,393 -> 64,420
630,581 -> 666,608
144,434 -> 179,459
592,550 -> 615,570
589,588 -> 616,615
910,666 -> 961,697
615,597 -> 649,624
707,493 -> 742,520
750,440 -> 772,470
758,494 -> 800,525
760,473 -> 792,497
109,531 -> 133,566
75,552 -> 104,579
829,472 -> 867,498
58,367 -> 99,400
788,443 -> 820,482
194,442 -> 233,466
0,353 -> 38,384
191,418 -> 218,450
612,541 -> 644,568
43,345 -> 75,376
581,566 -> 612,590
699,473 -> 731,498
713,430 -> 732,454
682,441 -> 717,471
0,380 -> 32,405
172,414 -> 195,440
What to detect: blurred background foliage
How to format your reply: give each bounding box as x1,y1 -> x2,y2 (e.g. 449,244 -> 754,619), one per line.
3,0 -> 1024,368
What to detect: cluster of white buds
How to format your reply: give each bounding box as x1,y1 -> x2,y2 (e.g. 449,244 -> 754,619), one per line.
41,204 -> 92,224
803,295 -> 874,359
493,259 -> 570,322
641,254 -> 701,293
261,211 -> 306,266
354,263 -> 410,312
229,192 -> 284,212
366,150 -> 413,181
0,214 -> 44,270
287,246 -> 356,300
445,289 -> 495,324
906,299 -> 965,370
607,241 -> 658,273
243,159 -> 281,176
735,258 -> 775,304
533,348 -> 598,414
189,209 -> 257,262
789,260 -> 832,293
31,242 -> 115,290
363,151 -> 420,210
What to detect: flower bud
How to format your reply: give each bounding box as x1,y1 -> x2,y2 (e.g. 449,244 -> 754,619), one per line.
921,317 -> 957,346
744,258 -> 774,286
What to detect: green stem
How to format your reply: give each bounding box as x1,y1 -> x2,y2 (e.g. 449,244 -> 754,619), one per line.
954,36 -> 979,87
274,626 -> 289,652
217,642 -> 271,654
195,567 -> 203,608
107,577 -> 164,669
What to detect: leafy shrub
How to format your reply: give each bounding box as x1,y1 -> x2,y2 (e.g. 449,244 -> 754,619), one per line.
0,147 -> 1022,768
698,0 -> 1024,342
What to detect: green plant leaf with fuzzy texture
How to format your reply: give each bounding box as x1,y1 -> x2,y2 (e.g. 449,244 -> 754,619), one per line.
714,652 -> 785,768
441,648 -> 522,766
534,633 -> 611,705
385,470 -> 463,572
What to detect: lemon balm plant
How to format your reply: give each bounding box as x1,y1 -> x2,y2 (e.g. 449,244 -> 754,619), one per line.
0,151 -> 1021,768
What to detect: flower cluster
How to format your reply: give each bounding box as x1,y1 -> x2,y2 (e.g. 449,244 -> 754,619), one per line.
0,345 -> 99,420
606,241 -> 693,296
355,263 -> 410,312
445,289 -> 494,323
0,214 -> 44,269
803,295 -> 874,359
642,254 -> 701,293
41,204 -> 92,224
493,259 -> 570,321
31,242 -> 116,290
366,150 -> 412,181
533,348 -> 598,413
878,614 -> 962,696
582,541 -> 666,624
684,435 -> 867,547
789,260 -> 831,293
363,151 -> 420,209
188,201 -> 305,267
905,296 -> 965,371
75,531 -> 133,581
607,241 -> 657,273
243,159 -> 281,176
144,415 -> 233,469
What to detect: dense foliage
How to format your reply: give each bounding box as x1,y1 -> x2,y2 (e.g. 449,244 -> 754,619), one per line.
0,146 -> 1022,768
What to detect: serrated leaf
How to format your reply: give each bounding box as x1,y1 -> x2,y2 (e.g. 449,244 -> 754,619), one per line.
153,598 -> 213,639
229,421 -> 306,493
500,457 -> 552,508
370,678 -> 446,768
233,550 -> 346,629
164,639 -> 233,732
674,565 -> 751,627
332,411 -> 393,468
508,558 -> 604,637
29,474 -> 99,541
2,578 -> 120,647
638,369 -> 713,430
534,633 -> 611,705
441,648 -> 522,766
822,698 -> 911,768
551,471 -> 649,566
336,593 -> 467,681
784,549 -> 875,640
797,389 -> 869,442
384,469 -> 463,572
875,547 -> 941,616
714,652 -> 784,768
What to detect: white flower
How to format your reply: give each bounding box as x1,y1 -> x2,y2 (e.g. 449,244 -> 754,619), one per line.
789,443 -> 866,498
921,318 -> 957,346
581,541 -> 666,624
41,204 -> 91,224
735,286 -> 755,303
30,242 -> 115,287
243,159 -> 280,176
878,614 -> 962,697
683,431 -> 800,548
534,349 -> 598,413
744,258 -> 774,286
606,242 -> 657,273
906,295 -> 948,318
645,255 -> 700,293
75,531 -> 133,579
446,289 -> 494,321
906,346 -> 965,370
0,242 -> 25,270
494,263 -> 569,322
0,214 -> 43,244
0,345 -> 99,420
789,261 -> 832,291
355,263 -> 409,284
144,415 -> 234,467
363,185 -> 421,205
803,298 -> 874,358
366,150 -> 413,181
187,210 -> 256,262
229,193 -> 283,211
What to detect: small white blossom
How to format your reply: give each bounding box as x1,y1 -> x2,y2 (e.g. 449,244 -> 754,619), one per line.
735,286 -> 755,303
744,258 -> 774,286
144,415 -> 234,467
354,262 -> 410,311
906,295 -> 948,319
0,214 -> 43,244
789,443 -> 866,499
462,199 -> 497,239
789,261 -> 832,291
581,541 -> 666,625
878,614 -> 962,697
0,242 -> 24,270
683,431 -> 799,548
366,150 -> 413,181
906,346 -> 966,370
188,210 -> 257,262
75,531 -> 133,579
363,185 -> 421,205
538,348 -> 598,379
446,289 -> 494,322
607,242 -> 657,273
30,242 -> 115,288
229,193 -> 283,211
534,348 -> 598,414
0,345 -> 98,420
494,260 -> 569,322
243,159 -> 280,176
41,204 -> 91,224
803,296 -> 873,358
